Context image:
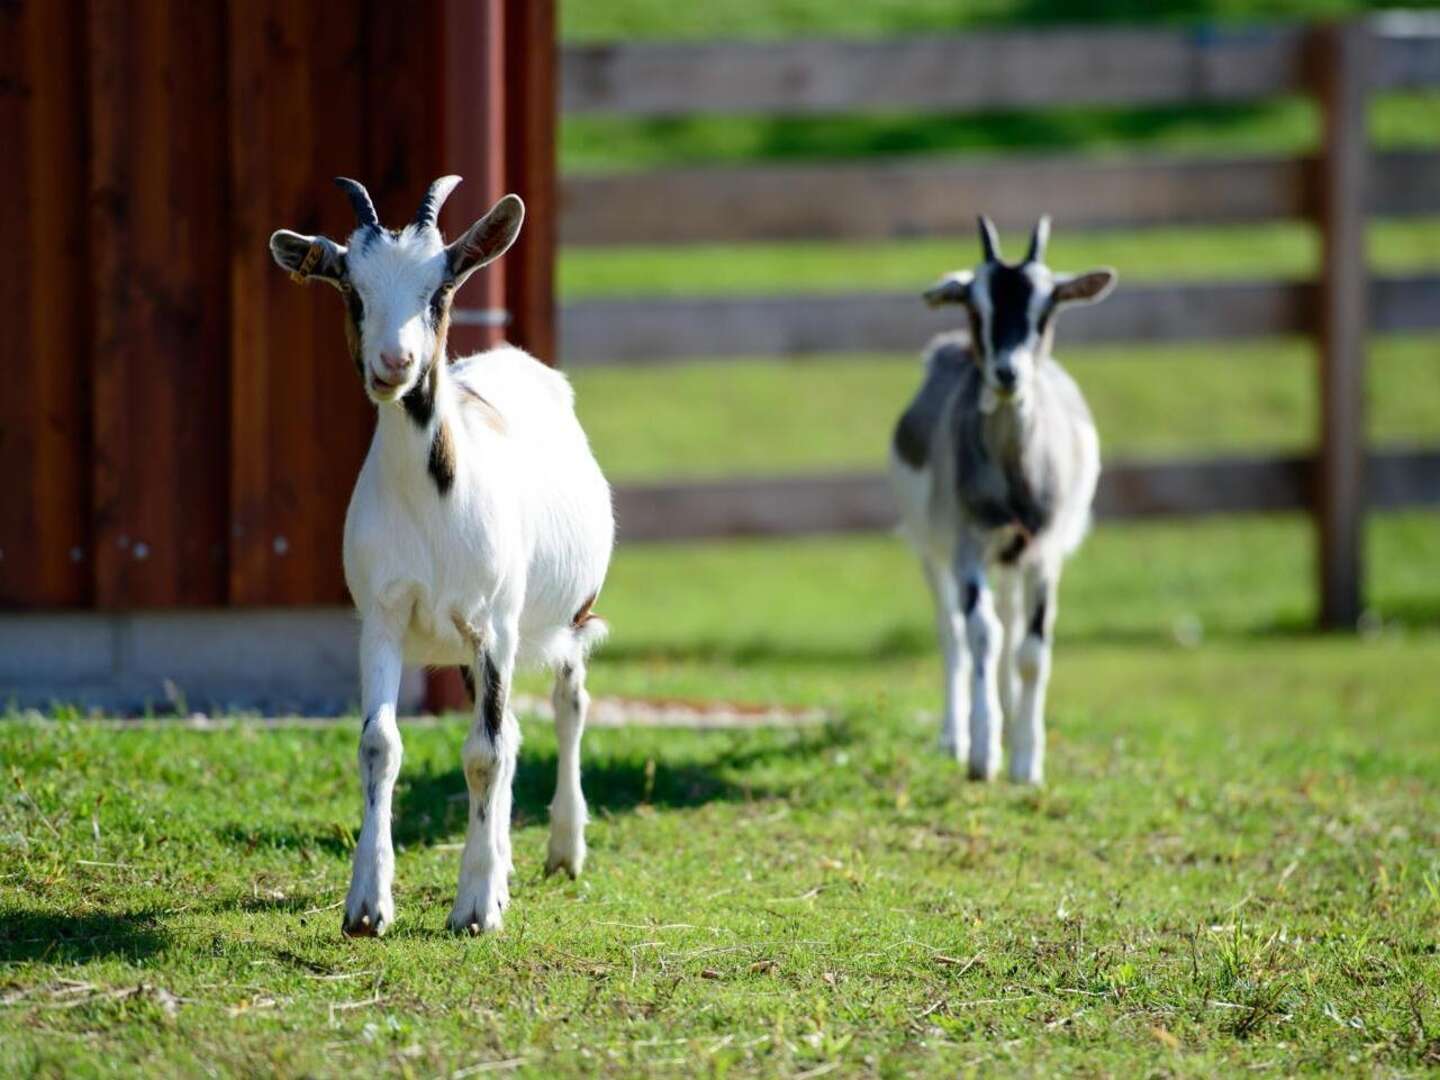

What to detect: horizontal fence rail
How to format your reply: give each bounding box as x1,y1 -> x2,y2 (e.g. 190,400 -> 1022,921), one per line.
563,20 -> 1440,117
612,449 -> 1440,543
555,17 -> 1440,626
559,150 -> 1440,246
563,28 -> 1310,116
557,274 -> 1440,364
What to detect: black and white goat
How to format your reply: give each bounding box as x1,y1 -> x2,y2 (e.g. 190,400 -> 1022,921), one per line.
890,217 -> 1114,784
270,177 -> 614,935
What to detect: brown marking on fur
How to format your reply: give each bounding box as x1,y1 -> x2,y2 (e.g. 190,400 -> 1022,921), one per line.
291,240 -> 324,283
451,612 -> 486,654
342,306 -> 363,377
456,383 -> 509,435
433,286 -> 453,363
572,592 -> 600,629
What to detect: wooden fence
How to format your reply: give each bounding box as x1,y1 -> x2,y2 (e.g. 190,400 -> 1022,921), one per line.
543,16 -> 1440,627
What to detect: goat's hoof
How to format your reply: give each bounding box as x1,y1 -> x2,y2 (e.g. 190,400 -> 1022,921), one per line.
447,908 -> 503,936
544,854 -> 581,880
545,833 -> 586,880
967,761 -> 999,783
341,903 -> 390,938
447,885 -> 504,935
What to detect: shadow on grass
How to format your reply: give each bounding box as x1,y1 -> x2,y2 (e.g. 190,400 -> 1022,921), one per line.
393,722 -> 856,848
205,721 -> 857,859
0,909 -> 169,964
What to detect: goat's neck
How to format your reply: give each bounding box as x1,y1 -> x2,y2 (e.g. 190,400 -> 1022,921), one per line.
981,389 -> 1035,467
373,358 -> 459,493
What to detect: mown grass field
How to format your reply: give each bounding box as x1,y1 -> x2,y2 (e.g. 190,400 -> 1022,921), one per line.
4,513 -> 1440,1076
5,0 -> 1440,1075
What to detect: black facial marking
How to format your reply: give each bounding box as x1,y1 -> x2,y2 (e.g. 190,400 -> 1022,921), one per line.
480,654 -> 504,742
401,372 -> 434,427
986,265 -> 1036,355
964,582 -> 980,615
367,781 -> 377,807
476,802 -> 487,823
1030,598 -> 1048,640
361,712 -> 374,734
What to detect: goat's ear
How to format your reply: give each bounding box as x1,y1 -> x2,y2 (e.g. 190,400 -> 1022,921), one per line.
1053,268 -> 1117,307
269,230 -> 347,288
447,194 -> 525,286
923,270 -> 973,308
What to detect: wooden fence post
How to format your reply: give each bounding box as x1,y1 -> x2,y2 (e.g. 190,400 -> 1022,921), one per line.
1314,19 -> 1372,630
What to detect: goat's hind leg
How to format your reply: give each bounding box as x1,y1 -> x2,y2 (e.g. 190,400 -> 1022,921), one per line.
545,658 -> 591,879
344,614 -> 405,937
449,618 -> 521,934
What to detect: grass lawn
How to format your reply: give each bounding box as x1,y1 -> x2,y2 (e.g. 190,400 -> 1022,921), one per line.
4,512 -> 1440,1076
5,3 -> 1438,1075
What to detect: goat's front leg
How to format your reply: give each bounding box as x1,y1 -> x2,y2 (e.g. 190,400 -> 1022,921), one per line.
546,659 -> 591,878
923,560 -> 969,762
449,618 -> 520,934
1010,560 -> 1059,785
344,615 -> 405,937
956,544 -> 1003,781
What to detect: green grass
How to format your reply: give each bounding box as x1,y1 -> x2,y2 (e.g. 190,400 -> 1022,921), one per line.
560,220 -> 1440,300
570,334 -> 1440,481
5,512 -> 1440,1076
562,93 -> 1440,174
562,0 -> 1440,42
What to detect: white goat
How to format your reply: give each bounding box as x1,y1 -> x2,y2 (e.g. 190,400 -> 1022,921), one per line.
890,216 -> 1114,785
270,176 -> 614,935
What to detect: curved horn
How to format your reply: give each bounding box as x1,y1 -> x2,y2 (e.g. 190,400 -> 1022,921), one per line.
334,177 -> 379,230
1025,215 -> 1051,264
414,174 -> 462,231
977,215 -> 1002,263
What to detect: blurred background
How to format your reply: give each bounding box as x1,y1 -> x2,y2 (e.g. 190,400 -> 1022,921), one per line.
1,0 -> 1437,714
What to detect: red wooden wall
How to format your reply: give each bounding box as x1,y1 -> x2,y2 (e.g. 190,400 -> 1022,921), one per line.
0,0 -> 554,611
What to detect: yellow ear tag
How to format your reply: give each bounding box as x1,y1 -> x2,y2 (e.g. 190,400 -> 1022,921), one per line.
291,241 -> 325,283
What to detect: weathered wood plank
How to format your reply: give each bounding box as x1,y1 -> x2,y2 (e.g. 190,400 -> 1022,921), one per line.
612,450 -> 1440,542
563,28 -> 1308,116
561,155 -> 1310,246
560,151 -> 1440,247
559,275 -> 1440,365
226,1 -> 374,606
1372,13 -> 1440,89
1314,21 -> 1371,629
0,0 -> 92,608
89,0 -> 230,608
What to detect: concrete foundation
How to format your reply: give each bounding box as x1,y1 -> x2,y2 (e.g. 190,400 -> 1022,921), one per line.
0,609 -> 425,715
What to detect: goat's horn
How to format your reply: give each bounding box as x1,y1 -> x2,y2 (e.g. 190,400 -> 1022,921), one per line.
334,177 -> 380,229
1025,215 -> 1051,264
977,215 -> 1002,263
414,175 -> 462,231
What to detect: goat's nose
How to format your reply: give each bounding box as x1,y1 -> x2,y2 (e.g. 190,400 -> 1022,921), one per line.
380,349 -> 413,375
995,366 -> 1018,391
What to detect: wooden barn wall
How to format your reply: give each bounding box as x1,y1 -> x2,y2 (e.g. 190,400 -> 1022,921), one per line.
0,0 -> 93,608
1,0 -> 518,611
